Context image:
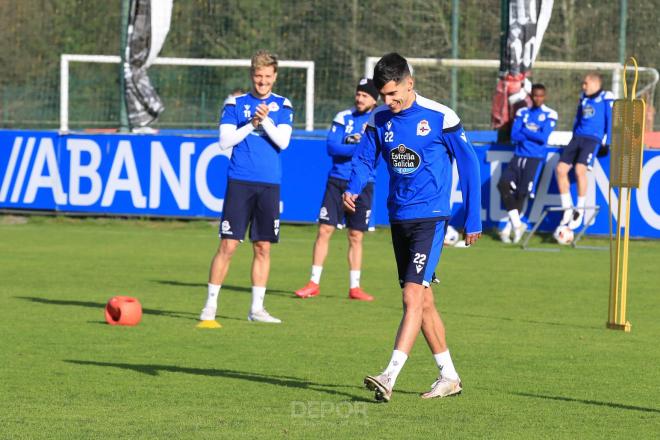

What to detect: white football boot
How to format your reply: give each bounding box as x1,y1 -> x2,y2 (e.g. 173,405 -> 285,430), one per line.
364,373 -> 394,403
512,223 -> 528,244
247,309 -> 282,323
199,306 -> 217,321
421,376 -> 462,399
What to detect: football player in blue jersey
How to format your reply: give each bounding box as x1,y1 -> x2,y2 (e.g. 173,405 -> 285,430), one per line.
198,50 -> 294,325
343,53 -> 482,401
556,73 -> 613,229
294,78 -> 379,301
498,84 -> 557,243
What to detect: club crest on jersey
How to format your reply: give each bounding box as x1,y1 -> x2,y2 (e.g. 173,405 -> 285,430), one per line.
416,119 -> 431,136
390,144 -> 421,175
268,102 -> 280,112
386,121 -> 392,130
538,114 -> 546,121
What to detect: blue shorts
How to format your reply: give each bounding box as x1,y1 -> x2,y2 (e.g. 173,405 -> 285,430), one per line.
499,155 -> 543,199
391,220 -> 447,288
220,180 -> 280,243
319,178 -> 373,231
560,135 -> 600,168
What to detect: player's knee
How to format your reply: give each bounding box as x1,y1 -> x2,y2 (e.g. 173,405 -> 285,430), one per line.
422,293 -> 435,313
555,162 -> 569,177
574,163 -> 587,177
253,241 -> 271,258
219,239 -> 240,257
347,229 -> 363,244
317,224 -> 334,240
402,287 -> 424,313
497,177 -> 511,194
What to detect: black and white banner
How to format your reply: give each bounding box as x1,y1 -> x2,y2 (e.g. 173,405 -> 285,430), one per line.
492,0 -> 553,130
124,0 -> 173,129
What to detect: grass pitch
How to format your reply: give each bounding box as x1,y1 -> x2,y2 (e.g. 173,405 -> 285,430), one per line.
1,216 -> 659,439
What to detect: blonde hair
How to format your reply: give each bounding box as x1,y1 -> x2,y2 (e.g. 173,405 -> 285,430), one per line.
251,50 -> 278,73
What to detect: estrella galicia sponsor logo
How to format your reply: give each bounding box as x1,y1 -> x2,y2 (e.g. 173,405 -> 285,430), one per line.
582,104 -> 595,118
390,144 -> 420,175
525,122 -> 540,132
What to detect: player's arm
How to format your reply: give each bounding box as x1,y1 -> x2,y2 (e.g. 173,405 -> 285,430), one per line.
444,123 -> 482,244
218,100 -> 255,150
261,118 -> 293,150
572,100 -> 581,133
522,113 -> 557,145
603,92 -> 614,145
344,125 -> 380,213
327,121 -> 359,157
510,110 -> 526,143
260,99 -> 294,150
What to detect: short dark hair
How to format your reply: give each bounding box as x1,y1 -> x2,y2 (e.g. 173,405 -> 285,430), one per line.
373,53 -> 411,90
531,83 -> 545,92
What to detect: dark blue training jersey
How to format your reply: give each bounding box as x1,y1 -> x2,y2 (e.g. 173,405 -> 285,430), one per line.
326,107 -> 375,181
347,95 -> 482,234
511,104 -> 557,158
220,92 -> 294,184
573,89 -> 613,144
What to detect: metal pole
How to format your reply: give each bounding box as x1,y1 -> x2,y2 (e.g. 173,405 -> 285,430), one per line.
619,0 -> 627,65
450,0 -> 459,110
119,0 -> 131,132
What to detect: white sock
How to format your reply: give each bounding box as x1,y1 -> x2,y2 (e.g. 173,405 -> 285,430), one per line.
560,192 -> 573,208
383,349 -> 408,387
577,196 -> 586,210
508,209 -> 522,229
310,265 -> 323,284
433,350 -> 459,380
205,283 -> 221,309
349,270 -> 361,289
251,286 -> 266,313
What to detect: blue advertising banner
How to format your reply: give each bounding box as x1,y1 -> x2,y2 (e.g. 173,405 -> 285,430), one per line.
1,130 -> 659,238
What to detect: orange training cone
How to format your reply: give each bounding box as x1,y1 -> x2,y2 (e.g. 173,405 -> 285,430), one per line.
105,296 -> 142,326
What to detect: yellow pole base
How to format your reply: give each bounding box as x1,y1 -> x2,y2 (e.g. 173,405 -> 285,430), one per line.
196,320 -> 222,329
606,321 -> 631,332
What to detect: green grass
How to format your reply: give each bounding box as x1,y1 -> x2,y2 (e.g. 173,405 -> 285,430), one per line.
1,216 -> 659,439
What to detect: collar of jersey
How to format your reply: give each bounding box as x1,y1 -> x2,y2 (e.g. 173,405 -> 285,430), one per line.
584,88 -> 603,99
248,91 -> 272,100
394,98 -> 420,116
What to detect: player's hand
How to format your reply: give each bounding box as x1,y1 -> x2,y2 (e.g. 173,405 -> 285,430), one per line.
344,133 -> 362,144
597,144 -> 610,157
255,103 -> 270,120
465,232 -> 481,246
343,192 -> 358,213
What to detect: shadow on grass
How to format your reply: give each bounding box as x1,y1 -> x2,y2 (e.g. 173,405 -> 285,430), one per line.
153,280 -> 293,297
16,296 -> 198,321
450,311 -> 599,330
65,359 -> 381,402
512,391 -> 660,414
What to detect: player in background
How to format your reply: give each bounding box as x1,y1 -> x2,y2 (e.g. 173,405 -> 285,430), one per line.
498,84 -> 557,243
294,78 -> 379,301
556,73 -> 613,230
344,53 -> 482,402
199,50 -> 293,325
